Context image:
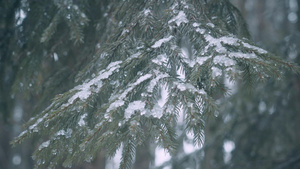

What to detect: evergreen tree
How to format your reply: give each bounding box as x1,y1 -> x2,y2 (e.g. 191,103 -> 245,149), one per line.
6,0 -> 299,168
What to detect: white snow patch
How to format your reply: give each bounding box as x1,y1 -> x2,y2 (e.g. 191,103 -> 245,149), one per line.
147,72 -> 169,94
199,88 -> 207,95
65,61 -> 122,107
242,42 -> 267,54
229,52 -> 257,59
207,23 -> 215,28
56,129 -> 66,136
203,34 -> 267,57
152,54 -> 168,66
193,23 -> 200,27
168,11 -> 188,26
176,83 -> 194,92
107,100 -> 125,113
170,2 -> 179,10
204,35 -> 238,53
65,128 -> 73,138
55,129 -> 72,138
195,28 -> 205,34
125,101 -> 146,119
196,56 -> 210,66
219,36 -> 239,45
204,35 -> 226,53
151,36 -> 174,48
81,13 -> 87,18
78,113 -> 87,126
107,74 -> 152,113
16,9 -> 26,26
29,113 -> 48,132
38,140 -> 50,150
212,67 -> 222,78
143,8 -> 151,16
121,29 -> 129,35
214,55 -> 235,67
127,52 -> 141,60
96,43 -> 101,49
175,82 -> 206,95
137,45 -> 144,50
17,130 -> 27,138
150,105 -> 164,119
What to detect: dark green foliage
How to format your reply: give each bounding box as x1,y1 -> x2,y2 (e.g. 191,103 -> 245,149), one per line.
10,0 -> 299,168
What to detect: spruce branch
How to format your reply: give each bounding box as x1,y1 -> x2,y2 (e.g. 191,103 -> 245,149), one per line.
11,0 -> 300,168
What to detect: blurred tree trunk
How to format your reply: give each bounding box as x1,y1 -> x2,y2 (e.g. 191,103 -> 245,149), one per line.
0,1 -> 22,169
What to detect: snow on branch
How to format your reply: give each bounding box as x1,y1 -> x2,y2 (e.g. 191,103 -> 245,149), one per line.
168,11 -> 188,26
64,61 -> 122,107
106,74 -> 152,114
152,36 -> 174,48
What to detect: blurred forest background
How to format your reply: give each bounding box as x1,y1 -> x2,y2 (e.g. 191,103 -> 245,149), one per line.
0,0 -> 299,168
